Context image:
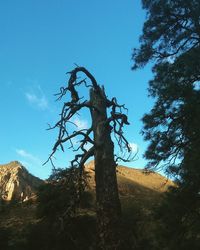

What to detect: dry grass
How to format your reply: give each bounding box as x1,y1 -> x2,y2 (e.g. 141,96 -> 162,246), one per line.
85,161 -> 173,205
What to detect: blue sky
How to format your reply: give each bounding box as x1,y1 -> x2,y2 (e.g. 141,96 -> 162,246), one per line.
0,0 -> 153,179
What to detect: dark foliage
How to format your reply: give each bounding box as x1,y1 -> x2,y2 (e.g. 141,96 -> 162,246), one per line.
37,167 -> 90,220
25,215 -> 96,250
133,0 -> 200,69
26,167 -> 95,250
154,186 -> 200,250
0,227 -> 10,250
121,202 -> 158,250
133,0 -> 200,248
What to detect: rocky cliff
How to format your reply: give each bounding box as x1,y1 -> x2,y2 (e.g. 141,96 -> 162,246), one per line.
0,161 -> 44,202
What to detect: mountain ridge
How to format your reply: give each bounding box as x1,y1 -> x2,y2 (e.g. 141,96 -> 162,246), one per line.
0,160 -> 173,203
85,160 -> 173,194
0,161 -> 44,201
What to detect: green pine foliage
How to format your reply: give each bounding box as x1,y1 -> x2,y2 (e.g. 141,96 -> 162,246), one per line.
133,0 -> 200,249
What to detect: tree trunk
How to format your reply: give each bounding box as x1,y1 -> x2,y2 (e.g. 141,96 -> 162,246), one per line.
90,86 -> 122,249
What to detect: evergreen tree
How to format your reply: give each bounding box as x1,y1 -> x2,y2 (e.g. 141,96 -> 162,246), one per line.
132,0 -> 200,248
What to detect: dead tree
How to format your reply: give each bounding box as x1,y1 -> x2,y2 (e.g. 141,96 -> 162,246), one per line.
45,66 -> 132,249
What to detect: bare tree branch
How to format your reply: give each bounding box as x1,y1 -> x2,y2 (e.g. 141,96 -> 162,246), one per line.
45,66 -> 134,171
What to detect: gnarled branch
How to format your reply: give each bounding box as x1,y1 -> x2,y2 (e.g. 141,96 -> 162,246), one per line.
45,66 -> 134,170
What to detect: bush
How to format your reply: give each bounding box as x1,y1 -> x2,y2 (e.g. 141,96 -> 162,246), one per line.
0,227 -> 10,250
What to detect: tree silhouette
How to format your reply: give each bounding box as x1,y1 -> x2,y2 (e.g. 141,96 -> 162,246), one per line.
45,66 -> 132,249
132,1 -> 200,248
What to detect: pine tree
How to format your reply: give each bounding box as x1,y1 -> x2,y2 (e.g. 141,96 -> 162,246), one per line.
132,1 -> 200,248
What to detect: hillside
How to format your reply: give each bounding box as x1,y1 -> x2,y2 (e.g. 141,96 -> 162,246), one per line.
0,160 -> 174,249
0,160 -> 172,203
85,161 -> 173,207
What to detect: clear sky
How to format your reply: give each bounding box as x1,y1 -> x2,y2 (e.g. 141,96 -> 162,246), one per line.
0,0 -> 153,179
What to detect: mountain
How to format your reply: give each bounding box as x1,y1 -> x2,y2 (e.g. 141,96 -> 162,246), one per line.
0,160 -> 174,249
0,160 -> 172,204
85,160 -> 173,207
0,161 -> 44,202
86,160 -> 172,192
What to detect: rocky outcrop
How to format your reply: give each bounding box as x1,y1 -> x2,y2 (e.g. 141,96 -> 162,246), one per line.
0,161 -> 44,202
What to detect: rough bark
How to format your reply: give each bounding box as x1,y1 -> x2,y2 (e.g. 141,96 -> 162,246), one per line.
46,67 -> 131,249
90,87 -> 122,249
